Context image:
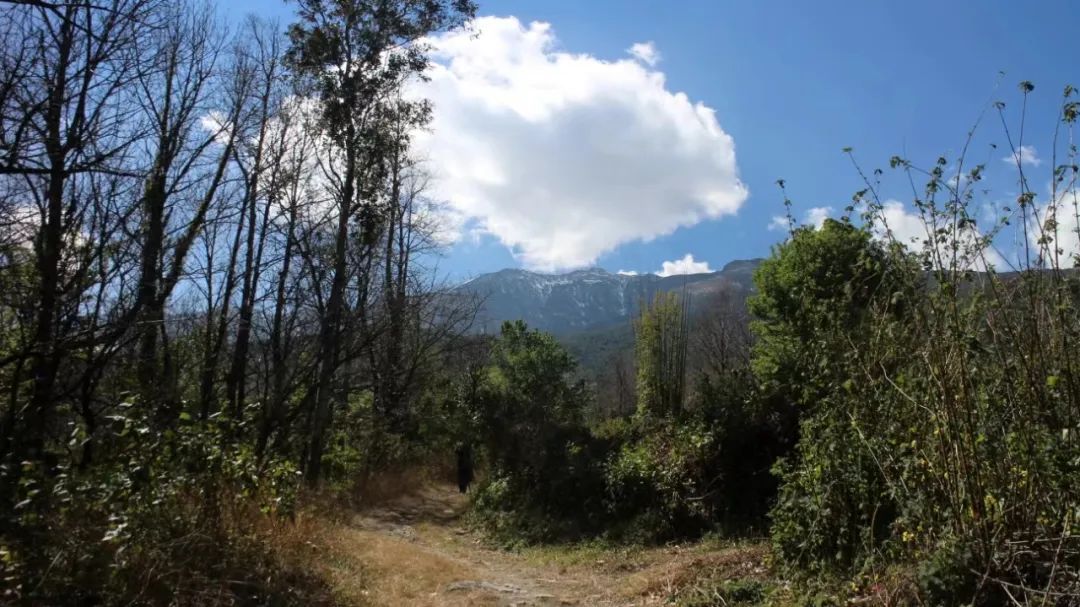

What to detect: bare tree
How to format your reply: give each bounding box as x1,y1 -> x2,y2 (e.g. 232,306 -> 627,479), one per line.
0,0 -> 481,492
255,99 -> 316,458
285,0 -> 476,483
693,284 -> 752,378
223,17 -> 285,418
131,2 -> 247,412
0,0 -> 156,464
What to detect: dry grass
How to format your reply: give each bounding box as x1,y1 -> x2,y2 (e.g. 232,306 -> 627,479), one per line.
514,539 -> 769,605
249,507 -> 362,605
257,483 -> 775,606
624,542 -> 770,601
331,526 -> 490,606
352,465 -> 458,506
265,480 -> 494,606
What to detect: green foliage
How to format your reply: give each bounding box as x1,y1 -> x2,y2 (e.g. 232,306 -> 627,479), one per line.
916,539 -> 980,607
605,418 -> 720,542
764,84 -> 1080,602
468,321 -> 610,542
2,404 -> 306,604
604,292 -> 772,542
749,219 -> 897,407
475,321 -> 590,472
286,0 -> 476,140
694,372 -> 795,530
465,300 -> 775,546
674,577 -> 775,607
768,407 -> 895,577
750,220 -> 914,577
635,292 -> 690,419
603,292 -> 721,542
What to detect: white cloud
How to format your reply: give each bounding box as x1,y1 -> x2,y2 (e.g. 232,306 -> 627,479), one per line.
767,207 -> 831,231
0,201 -> 39,249
1029,186 -> 1080,268
1003,145 -> 1042,168
412,16 -> 747,270
656,253 -> 712,277
767,215 -> 789,232
627,41 -> 660,66
873,200 -> 1005,270
199,110 -> 235,146
805,206 -> 833,229
875,200 -> 931,247
617,269 -> 639,276
948,171 -> 970,191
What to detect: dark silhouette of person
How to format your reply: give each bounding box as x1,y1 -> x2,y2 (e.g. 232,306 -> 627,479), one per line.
456,443 -> 474,494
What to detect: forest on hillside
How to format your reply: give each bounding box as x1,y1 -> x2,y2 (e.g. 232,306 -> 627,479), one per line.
1,1 -> 1079,605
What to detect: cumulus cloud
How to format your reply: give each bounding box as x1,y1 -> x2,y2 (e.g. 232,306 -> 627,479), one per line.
875,200 -> 932,247
411,16 -> 747,270
627,41 -> 660,66
873,200 -> 1006,269
767,207 -> 832,231
767,215 -> 790,232
656,253 -> 712,277
617,269 -> 639,276
805,206 -> 833,229
1029,186 -> 1080,267
1003,145 -> 1042,167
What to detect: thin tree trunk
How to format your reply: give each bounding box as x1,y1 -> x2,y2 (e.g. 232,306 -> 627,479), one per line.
257,196 -> 297,459
27,7 -> 75,460
200,207 -> 245,419
304,145 -> 355,483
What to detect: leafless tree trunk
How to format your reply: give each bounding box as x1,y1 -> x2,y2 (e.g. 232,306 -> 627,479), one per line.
224,18 -> 283,419
256,100 -> 311,459
0,0 -> 153,463
132,3 -> 248,414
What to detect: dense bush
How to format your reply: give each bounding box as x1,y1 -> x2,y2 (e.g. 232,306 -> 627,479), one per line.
695,372 -> 796,531
467,301 -> 774,545
748,220 -> 912,576
603,292 -> 719,541
763,83 -> 1080,602
604,416 -> 722,542
603,371 -> 783,542
1,405 -> 311,604
466,321 -> 612,542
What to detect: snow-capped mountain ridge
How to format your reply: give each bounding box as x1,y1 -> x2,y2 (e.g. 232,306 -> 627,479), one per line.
457,260 -> 762,335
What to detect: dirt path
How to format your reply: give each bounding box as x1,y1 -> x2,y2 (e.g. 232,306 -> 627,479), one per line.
313,484 -> 767,606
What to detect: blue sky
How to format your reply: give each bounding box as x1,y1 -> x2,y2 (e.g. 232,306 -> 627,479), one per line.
223,1 -> 1078,279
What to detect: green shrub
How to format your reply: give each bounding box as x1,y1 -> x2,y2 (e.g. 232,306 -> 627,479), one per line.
768,408 -> 896,578
466,322 -> 612,542
2,404 -> 307,604
674,577 -> 775,607
764,84 -> 1080,601
604,418 -> 720,542
750,220 -> 909,576
916,539 -> 979,607
694,372 -> 796,532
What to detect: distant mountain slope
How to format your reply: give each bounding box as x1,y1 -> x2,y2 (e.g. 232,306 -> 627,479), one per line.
456,259 -> 762,335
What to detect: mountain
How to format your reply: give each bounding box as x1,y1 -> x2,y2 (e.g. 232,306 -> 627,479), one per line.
457,259 -> 763,335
